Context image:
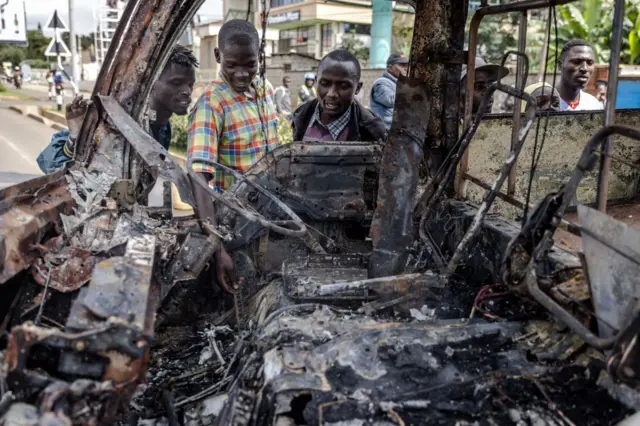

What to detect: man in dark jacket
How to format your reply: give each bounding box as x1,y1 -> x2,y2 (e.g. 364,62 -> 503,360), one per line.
292,49 -> 387,143
370,53 -> 408,130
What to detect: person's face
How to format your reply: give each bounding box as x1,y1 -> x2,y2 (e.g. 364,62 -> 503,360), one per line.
305,78 -> 315,88
597,84 -> 607,101
387,63 -> 408,79
532,88 -> 560,112
283,77 -> 291,88
316,58 -> 362,120
215,43 -> 259,93
460,70 -> 496,114
152,63 -> 196,116
561,46 -> 595,90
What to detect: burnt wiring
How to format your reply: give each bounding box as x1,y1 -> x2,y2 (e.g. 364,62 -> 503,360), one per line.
470,284 -> 508,321
522,4 -> 558,222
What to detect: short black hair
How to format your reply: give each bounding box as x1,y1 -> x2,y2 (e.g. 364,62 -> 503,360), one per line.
318,49 -> 361,80
218,19 -> 260,51
169,45 -> 199,69
160,45 -> 198,77
559,39 -> 593,62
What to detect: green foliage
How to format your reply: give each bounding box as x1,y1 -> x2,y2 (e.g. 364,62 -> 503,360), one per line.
623,0 -> 640,64
0,81 -> 6,93
0,47 -> 25,67
170,114 -> 189,151
25,30 -> 50,60
23,59 -> 52,69
60,33 -> 95,52
340,31 -> 370,63
474,13 -> 519,65
392,19 -> 412,55
555,2 -> 610,63
277,115 -> 293,145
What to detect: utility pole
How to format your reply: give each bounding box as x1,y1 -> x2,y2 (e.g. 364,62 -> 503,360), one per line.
69,0 -> 79,89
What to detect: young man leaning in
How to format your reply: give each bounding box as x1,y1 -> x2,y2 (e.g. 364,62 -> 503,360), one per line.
37,46 -> 198,173
292,49 -> 386,142
187,19 -> 279,293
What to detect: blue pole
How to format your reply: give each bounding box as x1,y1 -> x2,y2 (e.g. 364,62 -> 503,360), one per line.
370,0 -> 393,68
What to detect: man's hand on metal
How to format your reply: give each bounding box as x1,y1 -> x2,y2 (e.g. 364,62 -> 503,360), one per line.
215,245 -> 242,294
65,95 -> 92,138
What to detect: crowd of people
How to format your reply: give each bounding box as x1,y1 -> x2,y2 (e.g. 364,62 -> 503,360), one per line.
34,17 -> 608,292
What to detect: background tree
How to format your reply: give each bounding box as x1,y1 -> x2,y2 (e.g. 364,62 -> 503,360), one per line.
340,30 -> 370,64
25,30 -> 51,60
554,0 -> 611,62
392,17 -> 413,55
0,47 -> 25,67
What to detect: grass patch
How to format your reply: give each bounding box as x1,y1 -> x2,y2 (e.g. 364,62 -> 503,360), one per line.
48,106 -> 66,113
169,145 -> 187,158
0,89 -> 36,100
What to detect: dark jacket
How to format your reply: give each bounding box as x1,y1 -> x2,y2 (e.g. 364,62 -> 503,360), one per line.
370,72 -> 397,130
292,99 -> 387,142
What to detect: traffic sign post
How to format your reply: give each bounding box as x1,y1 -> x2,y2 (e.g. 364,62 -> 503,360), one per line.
44,10 -> 78,98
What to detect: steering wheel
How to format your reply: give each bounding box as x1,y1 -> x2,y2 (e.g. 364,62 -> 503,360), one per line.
187,159 -> 307,238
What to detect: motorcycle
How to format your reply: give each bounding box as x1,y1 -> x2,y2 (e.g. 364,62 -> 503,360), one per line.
12,74 -> 22,89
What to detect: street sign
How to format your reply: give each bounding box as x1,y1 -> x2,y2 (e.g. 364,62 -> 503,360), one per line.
0,0 -> 28,46
45,38 -> 72,57
44,10 -> 69,33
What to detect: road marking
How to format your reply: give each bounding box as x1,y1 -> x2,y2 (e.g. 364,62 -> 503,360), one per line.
0,131 -> 39,169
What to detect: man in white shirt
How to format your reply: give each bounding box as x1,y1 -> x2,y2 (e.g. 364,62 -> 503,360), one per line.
556,40 -> 603,112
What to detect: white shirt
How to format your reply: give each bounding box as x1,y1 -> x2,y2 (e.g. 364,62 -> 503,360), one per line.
559,90 -> 604,112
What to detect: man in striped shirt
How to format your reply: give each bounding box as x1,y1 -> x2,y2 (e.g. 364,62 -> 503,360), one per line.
187,19 -> 278,293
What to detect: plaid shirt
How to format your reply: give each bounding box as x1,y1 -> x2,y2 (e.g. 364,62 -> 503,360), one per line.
187,75 -> 279,191
308,102 -> 352,140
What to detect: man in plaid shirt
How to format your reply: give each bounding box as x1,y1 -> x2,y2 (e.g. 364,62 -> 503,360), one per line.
187,19 -> 278,294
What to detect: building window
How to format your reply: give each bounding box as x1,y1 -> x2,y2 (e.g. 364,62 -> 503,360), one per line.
278,26 -> 316,56
271,0 -> 304,7
321,23 -> 333,54
343,23 -> 371,35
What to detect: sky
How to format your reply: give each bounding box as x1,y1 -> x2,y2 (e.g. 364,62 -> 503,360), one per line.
23,0 -> 222,35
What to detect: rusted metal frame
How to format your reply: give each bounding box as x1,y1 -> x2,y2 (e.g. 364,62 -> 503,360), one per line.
518,125 -> 640,349
0,182 -> 74,284
463,171 -> 581,235
417,84 -> 497,229
97,95 -> 196,206
459,0 -> 581,199
409,0 -> 467,178
76,0 -> 205,164
447,87 -> 536,272
187,159 -> 307,238
509,14 -> 528,196
316,273 -> 444,297
0,168 -> 67,201
596,0 -> 625,212
525,265 -> 617,349
608,309 -> 640,384
418,56 -> 528,238
369,77 -> 430,278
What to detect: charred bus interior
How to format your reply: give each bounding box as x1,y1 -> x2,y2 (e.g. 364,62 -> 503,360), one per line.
0,0 -> 640,425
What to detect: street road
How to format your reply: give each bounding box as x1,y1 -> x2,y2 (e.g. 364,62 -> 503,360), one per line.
0,106 -> 51,188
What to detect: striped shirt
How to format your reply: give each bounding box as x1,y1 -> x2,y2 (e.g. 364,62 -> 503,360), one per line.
187,75 -> 279,191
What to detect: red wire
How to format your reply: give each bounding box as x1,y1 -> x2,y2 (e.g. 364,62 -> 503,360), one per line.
473,284 -> 507,320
